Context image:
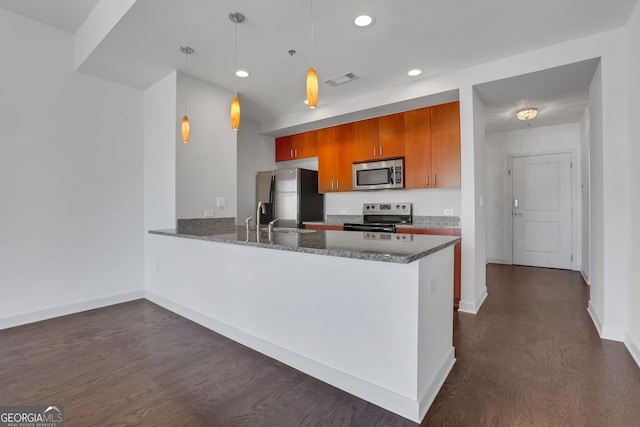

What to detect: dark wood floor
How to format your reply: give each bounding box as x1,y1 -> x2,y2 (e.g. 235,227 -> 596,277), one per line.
1,264 -> 639,426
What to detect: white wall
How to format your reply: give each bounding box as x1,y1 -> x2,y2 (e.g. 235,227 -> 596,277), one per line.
325,189 -> 461,217
237,118 -> 276,225
580,108 -> 591,282
0,10 -> 144,328
485,123 -> 581,265
176,72 -> 237,220
625,1 -> 640,366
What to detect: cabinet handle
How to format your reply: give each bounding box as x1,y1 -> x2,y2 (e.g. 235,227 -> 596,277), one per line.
295,149 -> 298,157
336,180 -> 339,190
379,145 -> 383,156
426,175 -> 429,186
331,180 -> 334,190
434,174 -> 437,186
290,149 -> 293,158
373,146 -> 376,157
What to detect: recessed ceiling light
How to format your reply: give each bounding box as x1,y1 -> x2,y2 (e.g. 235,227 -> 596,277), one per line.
235,70 -> 250,78
354,14 -> 374,27
408,69 -> 422,77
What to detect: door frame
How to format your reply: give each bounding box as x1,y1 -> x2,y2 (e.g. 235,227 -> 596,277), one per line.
506,149 -> 579,270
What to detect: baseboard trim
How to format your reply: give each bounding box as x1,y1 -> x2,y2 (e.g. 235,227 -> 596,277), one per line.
625,333 -> 640,369
145,289 -> 439,423
580,270 -> 590,285
418,348 -> 456,421
458,287 -> 488,315
587,301 -> 603,336
0,290 -> 145,331
486,258 -> 511,265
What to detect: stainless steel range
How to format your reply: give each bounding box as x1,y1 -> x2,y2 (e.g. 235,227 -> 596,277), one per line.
343,203 -> 412,233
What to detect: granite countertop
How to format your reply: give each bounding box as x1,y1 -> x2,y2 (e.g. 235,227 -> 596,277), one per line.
149,226 -> 460,264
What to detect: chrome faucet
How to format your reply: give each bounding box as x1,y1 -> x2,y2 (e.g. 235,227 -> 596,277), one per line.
244,216 -> 253,234
256,201 -> 266,233
267,218 -> 279,240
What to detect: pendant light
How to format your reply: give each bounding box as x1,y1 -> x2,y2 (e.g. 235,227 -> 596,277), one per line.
516,108 -> 538,121
306,0 -> 318,109
229,12 -> 245,130
180,46 -> 194,143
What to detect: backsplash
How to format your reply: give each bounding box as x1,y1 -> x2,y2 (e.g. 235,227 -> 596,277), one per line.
177,217 -> 236,235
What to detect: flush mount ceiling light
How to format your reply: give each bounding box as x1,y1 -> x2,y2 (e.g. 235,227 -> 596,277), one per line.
179,46 -> 194,144
229,11 -> 245,130
516,107 -> 538,121
408,69 -> 422,77
306,0 -> 318,109
354,14 -> 374,27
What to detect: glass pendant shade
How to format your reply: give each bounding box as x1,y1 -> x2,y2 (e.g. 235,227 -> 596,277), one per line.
516,108 -> 538,121
306,67 -> 318,109
231,97 -> 240,130
181,115 -> 190,143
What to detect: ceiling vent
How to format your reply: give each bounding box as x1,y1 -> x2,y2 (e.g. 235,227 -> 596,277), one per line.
324,72 -> 359,87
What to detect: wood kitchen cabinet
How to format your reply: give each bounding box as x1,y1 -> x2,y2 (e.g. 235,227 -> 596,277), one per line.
275,130 -> 317,162
304,224 -> 344,231
397,227 -> 462,309
354,114 -> 404,162
404,102 -> 460,189
317,123 -> 354,192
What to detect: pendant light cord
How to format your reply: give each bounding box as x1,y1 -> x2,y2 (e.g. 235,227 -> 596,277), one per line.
310,0 -> 314,64
234,21 -> 238,96
184,51 -> 188,115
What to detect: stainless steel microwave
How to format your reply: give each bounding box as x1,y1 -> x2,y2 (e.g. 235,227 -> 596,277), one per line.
352,158 -> 404,191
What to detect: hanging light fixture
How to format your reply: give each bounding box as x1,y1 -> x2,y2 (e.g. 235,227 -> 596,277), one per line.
180,46 -> 194,143
306,0 -> 318,109
229,12 -> 245,130
516,107 -> 538,121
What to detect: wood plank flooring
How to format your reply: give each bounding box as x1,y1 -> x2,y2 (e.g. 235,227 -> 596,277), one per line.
1,264 -> 639,426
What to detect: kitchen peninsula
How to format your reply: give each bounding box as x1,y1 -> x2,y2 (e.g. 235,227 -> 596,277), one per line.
146,226 -> 460,423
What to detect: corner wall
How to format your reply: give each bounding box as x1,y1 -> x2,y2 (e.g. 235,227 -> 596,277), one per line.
625,0 -> 640,367
0,10 -> 144,329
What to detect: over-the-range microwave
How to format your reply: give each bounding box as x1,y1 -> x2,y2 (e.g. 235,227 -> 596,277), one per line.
352,158 -> 404,191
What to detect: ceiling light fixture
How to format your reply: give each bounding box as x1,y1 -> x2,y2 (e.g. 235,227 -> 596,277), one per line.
516,108 -> 538,121
354,14 -> 373,27
408,69 -> 422,77
235,70 -> 249,78
229,12 -> 245,130
179,46 -> 194,144
306,0 -> 318,109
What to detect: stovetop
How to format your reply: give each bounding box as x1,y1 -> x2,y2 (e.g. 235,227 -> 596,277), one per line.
343,203 -> 413,233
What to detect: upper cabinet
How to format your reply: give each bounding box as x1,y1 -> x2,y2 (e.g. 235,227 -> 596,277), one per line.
317,123 -> 354,193
430,101 -> 460,188
354,114 -> 405,162
405,102 -> 460,189
276,101 -> 460,190
275,130 -> 317,162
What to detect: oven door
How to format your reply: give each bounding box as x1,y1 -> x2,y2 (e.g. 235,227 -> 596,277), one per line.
352,159 -> 404,191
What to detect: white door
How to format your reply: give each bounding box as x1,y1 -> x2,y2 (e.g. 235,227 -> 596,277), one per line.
512,153 -> 572,269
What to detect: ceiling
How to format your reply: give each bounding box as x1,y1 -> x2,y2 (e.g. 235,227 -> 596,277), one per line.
0,0 -> 636,132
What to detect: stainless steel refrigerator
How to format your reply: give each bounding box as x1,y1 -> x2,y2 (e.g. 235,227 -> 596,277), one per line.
256,168 -> 324,228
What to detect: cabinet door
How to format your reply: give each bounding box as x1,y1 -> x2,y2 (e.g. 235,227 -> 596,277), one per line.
378,113 -> 404,159
431,101 -> 460,188
334,123 -> 355,191
404,107 -> 431,189
354,118 -> 379,161
317,127 -> 336,193
275,135 -> 294,162
293,130 -> 317,159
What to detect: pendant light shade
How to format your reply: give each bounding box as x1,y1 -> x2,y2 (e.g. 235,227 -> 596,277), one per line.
180,46 -> 194,144
231,97 -> 240,130
229,12 -> 245,130
181,115 -> 190,143
306,67 -> 318,109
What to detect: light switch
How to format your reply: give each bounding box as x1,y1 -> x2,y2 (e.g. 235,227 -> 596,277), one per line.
204,209 -> 215,217
217,197 -> 227,208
